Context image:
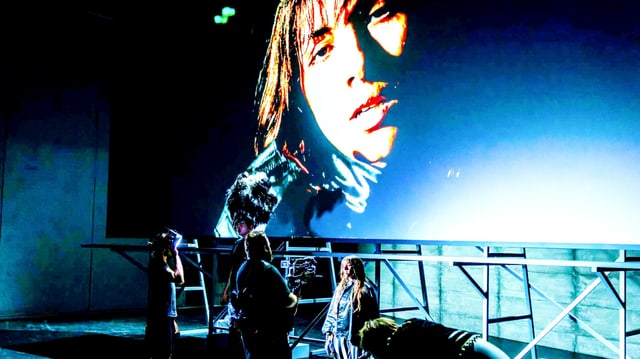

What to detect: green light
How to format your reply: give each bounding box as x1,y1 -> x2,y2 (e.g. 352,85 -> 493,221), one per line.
214,6 -> 235,24
221,7 -> 236,17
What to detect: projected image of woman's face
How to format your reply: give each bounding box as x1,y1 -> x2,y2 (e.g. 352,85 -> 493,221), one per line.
298,0 -> 408,167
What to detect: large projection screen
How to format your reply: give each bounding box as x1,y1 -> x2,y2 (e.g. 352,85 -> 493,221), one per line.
107,0 -> 640,249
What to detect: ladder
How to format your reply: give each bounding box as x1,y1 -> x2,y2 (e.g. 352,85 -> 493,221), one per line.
178,238 -> 210,327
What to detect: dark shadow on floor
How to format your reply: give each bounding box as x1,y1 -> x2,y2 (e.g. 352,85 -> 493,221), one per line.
2,333 -> 212,359
4,333 -> 147,358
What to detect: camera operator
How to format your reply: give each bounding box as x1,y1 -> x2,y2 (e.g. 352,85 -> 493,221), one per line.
231,231 -> 298,359
145,228 -> 185,359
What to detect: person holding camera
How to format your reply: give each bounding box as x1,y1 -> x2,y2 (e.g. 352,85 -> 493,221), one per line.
232,231 -> 298,359
145,228 -> 185,359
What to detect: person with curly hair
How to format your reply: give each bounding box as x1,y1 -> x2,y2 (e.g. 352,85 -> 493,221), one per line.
359,317 -> 511,359
218,171 -> 279,358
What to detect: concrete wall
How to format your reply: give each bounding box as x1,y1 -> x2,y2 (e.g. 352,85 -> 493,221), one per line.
0,67 -> 148,318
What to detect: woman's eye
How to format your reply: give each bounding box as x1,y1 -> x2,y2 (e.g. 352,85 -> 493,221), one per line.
368,0 -> 402,26
369,6 -> 391,24
310,44 -> 332,65
315,46 -> 330,60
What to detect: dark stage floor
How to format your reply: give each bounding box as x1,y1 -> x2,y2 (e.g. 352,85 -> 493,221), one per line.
0,305 -> 607,359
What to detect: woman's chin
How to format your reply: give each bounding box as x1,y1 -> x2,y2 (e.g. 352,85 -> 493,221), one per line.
369,161 -> 388,169
352,151 -> 389,168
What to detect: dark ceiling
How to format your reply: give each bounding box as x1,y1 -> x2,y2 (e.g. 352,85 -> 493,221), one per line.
0,0 -> 282,115
2,1 -> 278,66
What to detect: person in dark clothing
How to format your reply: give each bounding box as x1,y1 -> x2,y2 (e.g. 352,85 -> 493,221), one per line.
359,317 -> 511,359
146,228 -> 185,359
219,171 -> 279,359
232,231 -> 298,359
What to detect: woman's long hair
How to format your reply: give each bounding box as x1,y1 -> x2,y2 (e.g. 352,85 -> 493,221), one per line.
332,255 -> 370,312
253,0 -> 382,215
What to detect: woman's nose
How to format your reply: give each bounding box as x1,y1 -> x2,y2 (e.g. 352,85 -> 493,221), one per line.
341,25 -> 366,87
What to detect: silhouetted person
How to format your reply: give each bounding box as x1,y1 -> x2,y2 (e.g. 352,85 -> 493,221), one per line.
146,228 -> 185,359
232,231 -> 298,359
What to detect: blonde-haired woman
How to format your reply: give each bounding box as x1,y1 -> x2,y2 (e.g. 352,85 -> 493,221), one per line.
322,255 -> 379,359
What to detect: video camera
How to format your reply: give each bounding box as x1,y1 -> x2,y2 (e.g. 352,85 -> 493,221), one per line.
283,256 -> 318,295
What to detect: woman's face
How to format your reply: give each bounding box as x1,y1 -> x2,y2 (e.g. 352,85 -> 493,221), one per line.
341,260 -> 354,278
298,0 -> 408,167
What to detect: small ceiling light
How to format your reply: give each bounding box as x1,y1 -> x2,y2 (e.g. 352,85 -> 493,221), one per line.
214,6 -> 236,24
221,7 -> 236,17
214,15 -> 228,24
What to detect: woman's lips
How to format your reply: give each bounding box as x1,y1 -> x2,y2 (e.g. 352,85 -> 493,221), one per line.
351,95 -> 385,120
350,96 -> 399,133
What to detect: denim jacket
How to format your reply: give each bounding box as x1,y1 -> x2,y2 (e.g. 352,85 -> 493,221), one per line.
322,279 -> 379,346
